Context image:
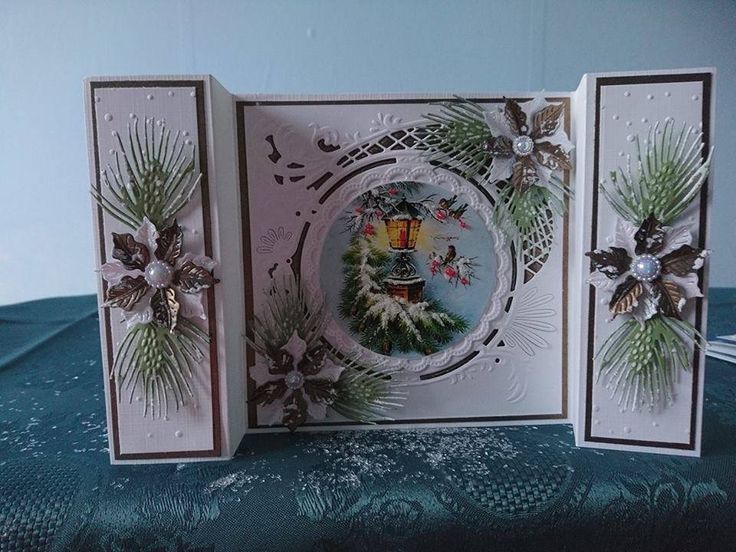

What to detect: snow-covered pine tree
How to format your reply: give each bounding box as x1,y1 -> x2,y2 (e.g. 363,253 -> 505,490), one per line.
339,236 -> 468,355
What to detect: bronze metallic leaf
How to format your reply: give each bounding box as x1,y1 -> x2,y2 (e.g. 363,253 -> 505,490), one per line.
151,287 -> 180,331
504,99 -> 527,135
634,213 -> 665,255
609,275 -> 643,317
534,140 -> 572,171
112,233 -> 149,270
298,345 -> 327,376
586,247 -> 631,279
303,378 -> 337,406
269,349 -> 294,375
282,391 -> 308,432
655,279 -> 685,318
510,156 -> 537,194
104,275 -> 148,311
485,136 -> 513,156
155,220 -> 183,264
176,261 -> 218,294
531,103 -> 564,139
660,245 -> 707,276
252,380 -> 287,406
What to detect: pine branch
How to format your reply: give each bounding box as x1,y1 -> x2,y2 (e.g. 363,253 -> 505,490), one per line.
601,119 -> 713,225
419,97 -> 493,179
112,317 -> 207,418
596,314 -> 703,411
92,118 -> 202,229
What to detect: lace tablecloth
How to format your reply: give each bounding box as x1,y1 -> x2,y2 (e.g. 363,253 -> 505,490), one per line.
1,290 -> 735,551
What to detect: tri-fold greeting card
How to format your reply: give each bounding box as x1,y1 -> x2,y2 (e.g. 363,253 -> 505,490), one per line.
85,68 -> 714,463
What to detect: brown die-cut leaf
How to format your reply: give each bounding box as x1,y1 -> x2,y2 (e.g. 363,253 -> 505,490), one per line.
304,378 -> 338,406
485,136 -> 513,156
660,245 -> 708,276
112,233 -> 149,270
504,99 -> 527,135
151,287 -> 180,331
155,220 -> 183,264
534,140 -> 572,171
104,275 -> 148,311
531,103 -> 564,138
609,275 -> 644,317
654,279 -> 685,318
282,391 -> 308,432
634,213 -> 665,255
269,349 -> 294,375
298,345 -> 327,376
586,247 -> 631,279
176,260 -> 219,294
510,156 -> 538,194
252,379 -> 287,406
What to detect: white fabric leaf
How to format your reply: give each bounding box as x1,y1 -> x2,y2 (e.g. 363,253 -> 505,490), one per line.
250,360 -> 285,386
135,217 -> 159,255
488,155 -> 514,182
615,219 -> 638,256
123,304 -> 153,330
99,261 -> 140,285
483,109 -> 514,139
660,224 -> 693,256
587,270 -> 620,291
306,400 -> 328,421
282,331 -> 307,366
178,291 -> 206,320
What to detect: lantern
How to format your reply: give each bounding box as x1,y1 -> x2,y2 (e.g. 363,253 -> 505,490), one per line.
383,198 -> 423,251
382,197 -> 426,303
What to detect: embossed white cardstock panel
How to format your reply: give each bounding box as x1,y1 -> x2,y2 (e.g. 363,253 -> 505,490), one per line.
573,69 -> 714,456
86,76 -> 245,463
237,95 -> 571,429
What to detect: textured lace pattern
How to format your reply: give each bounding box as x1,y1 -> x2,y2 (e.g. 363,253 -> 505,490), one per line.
1,292 -> 735,551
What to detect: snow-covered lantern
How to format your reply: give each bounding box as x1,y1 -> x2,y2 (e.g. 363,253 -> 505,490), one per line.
383,198 -> 425,303
384,198 -> 423,251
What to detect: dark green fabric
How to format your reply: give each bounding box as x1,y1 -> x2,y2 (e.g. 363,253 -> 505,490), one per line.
1,291 -> 736,552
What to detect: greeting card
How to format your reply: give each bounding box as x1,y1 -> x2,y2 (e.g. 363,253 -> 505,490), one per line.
84,69 -> 714,463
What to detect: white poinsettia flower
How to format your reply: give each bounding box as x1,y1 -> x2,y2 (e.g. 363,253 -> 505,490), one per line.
586,213 -> 708,324
251,331 -> 345,431
99,217 -> 219,330
482,97 -> 573,192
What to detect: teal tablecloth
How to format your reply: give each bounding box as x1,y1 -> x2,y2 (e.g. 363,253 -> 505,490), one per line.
1,290 -> 735,551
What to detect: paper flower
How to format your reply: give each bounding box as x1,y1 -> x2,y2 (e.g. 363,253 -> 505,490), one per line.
586,213 -> 707,324
251,331 -> 344,431
100,218 -> 218,330
483,98 -> 573,193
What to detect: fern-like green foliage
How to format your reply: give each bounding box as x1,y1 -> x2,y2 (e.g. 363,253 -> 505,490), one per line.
91,118 -> 201,229
494,183 -> 563,244
248,275 -> 405,422
421,97 -> 493,179
597,315 -> 702,410
332,361 -> 406,423
112,318 -> 208,418
249,276 -> 328,357
602,119 -> 712,225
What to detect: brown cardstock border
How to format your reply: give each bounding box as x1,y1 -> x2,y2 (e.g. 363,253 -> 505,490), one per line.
90,80 -> 222,460
237,96 -> 570,429
584,73 -> 712,450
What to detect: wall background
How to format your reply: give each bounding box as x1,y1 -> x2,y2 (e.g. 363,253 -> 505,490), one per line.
1,0 -> 734,305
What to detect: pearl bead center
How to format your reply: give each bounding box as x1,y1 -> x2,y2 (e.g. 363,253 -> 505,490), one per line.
512,135 -> 534,156
144,260 -> 175,289
284,370 -> 305,390
630,254 -> 661,282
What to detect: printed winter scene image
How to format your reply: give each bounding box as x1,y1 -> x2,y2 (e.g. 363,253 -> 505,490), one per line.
320,181 -> 497,357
